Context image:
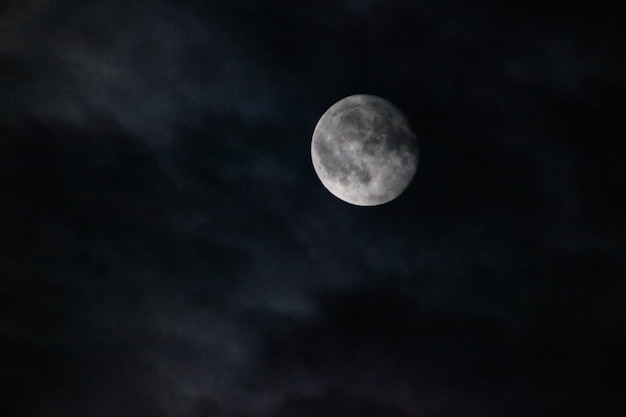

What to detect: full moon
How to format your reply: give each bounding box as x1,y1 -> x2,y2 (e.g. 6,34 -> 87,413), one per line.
311,94 -> 419,206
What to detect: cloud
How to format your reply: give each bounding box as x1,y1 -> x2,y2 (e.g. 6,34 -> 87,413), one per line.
1,0 -> 625,416
0,0 -> 302,145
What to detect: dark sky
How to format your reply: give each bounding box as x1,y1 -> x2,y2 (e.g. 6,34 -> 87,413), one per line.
1,0 -> 625,416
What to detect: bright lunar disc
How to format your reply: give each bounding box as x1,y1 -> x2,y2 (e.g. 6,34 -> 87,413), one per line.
311,94 -> 418,206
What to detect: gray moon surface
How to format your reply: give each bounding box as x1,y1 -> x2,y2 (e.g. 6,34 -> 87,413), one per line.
311,94 -> 419,206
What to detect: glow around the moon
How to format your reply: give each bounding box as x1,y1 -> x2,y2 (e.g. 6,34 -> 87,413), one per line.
311,94 -> 418,206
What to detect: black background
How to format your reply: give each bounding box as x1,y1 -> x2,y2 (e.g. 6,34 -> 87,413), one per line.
1,1 -> 625,415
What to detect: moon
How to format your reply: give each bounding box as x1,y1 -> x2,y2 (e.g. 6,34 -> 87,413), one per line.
311,94 -> 418,206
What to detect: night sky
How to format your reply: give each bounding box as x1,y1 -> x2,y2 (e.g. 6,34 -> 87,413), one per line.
1,1 -> 625,416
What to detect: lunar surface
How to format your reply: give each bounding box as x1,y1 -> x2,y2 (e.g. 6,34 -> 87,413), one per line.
311,94 -> 418,206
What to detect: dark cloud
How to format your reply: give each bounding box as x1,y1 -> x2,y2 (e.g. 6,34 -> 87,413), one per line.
0,0 -> 304,146
1,0 -> 625,416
